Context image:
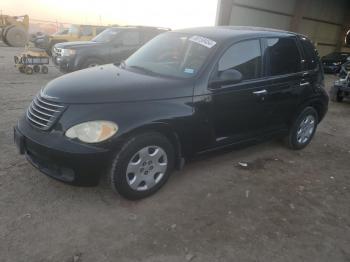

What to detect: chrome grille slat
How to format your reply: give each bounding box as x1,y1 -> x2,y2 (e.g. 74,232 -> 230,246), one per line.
26,93 -> 65,130
33,98 -> 60,112
30,103 -> 55,118
28,107 -> 52,123
26,110 -> 48,127
37,95 -> 64,108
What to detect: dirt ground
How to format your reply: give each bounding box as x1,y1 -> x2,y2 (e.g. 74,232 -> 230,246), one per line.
0,42 -> 349,262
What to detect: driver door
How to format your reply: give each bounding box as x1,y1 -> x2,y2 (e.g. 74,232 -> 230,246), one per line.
207,39 -> 271,147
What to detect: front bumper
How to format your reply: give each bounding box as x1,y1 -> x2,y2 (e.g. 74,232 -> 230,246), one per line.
52,55 -> 76,73
14,117 -> 112,186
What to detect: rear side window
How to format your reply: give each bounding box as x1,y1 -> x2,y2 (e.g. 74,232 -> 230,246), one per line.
218,39 -> 262,80
300,37 -> 318,70
265,37 -> 301,76
142,30 -> 161,43
122,31 -> 140,46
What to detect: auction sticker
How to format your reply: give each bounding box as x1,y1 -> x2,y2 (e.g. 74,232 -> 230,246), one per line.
189,35 -> 216,48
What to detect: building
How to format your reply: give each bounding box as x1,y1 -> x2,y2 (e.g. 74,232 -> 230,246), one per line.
215,0 -> 350,55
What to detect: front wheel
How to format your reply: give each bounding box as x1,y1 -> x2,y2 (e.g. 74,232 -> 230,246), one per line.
109,132 -> 175,200
284,107 -> 318,150
82,58 -> 103,69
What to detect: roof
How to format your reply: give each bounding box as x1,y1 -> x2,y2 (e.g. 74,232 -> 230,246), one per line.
174,26 -> 297,42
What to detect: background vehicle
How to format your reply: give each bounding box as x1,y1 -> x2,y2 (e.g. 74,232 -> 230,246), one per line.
46,24 -> 107,55
0,14 -> 29,47
330,72 -> 350,102
52,26 -> 170,72
321,51 -> 350,73
15,27 -> 328,199
338,58 -> 350,78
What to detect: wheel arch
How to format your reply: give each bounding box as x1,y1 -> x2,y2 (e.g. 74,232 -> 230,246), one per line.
294,98 -> 327,124
116,122 -> 186,170
79,56 -> 105,69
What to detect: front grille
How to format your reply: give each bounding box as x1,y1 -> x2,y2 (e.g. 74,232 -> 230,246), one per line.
53,47 -> 62,57
26,93 -> 65,130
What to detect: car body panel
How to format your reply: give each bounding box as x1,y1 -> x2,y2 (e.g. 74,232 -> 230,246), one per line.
15,26 -> 329,185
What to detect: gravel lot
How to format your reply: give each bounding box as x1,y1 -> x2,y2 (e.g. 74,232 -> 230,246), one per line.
1,42 -> 350,262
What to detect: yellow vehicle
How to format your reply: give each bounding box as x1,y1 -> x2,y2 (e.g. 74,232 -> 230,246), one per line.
0,14 -> 29,47
47,24 -> 107,54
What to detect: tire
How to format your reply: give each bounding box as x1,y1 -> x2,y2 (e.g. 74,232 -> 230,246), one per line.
33,65 -> 40,73
41,65 -> 48,74
284,107 -> 318,150
18,66 -> 25,73
25,66 -> 33,75
330,86 -> 344,102
110,132 -> 175,200
1,26 -> 13,46
5,26 -> 28,47
82,58 -> 103,69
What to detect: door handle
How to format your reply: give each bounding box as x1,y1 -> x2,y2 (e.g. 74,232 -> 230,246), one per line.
300,82 -> 310,87
253,89 -> 268,95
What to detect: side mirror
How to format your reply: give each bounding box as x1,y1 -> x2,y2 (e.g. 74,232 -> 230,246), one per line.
210,69 -> 243,88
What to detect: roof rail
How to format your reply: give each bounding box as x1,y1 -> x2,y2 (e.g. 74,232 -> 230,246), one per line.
122,25 -> 171,31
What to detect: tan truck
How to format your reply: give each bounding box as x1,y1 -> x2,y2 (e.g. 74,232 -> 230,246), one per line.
47,24 -> 107,54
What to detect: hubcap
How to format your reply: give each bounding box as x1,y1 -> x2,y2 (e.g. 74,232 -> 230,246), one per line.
297,115 -> 315,144
126,146 -> 168,191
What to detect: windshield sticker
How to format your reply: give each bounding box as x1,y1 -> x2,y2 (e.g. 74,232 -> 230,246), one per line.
189,35 -> 216,48
184,68 -> 195,74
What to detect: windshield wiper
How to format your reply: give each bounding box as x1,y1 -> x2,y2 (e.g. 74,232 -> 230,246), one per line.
128,65 -> 157,75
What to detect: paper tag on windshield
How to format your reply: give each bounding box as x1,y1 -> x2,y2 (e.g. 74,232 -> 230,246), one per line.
189,35 -> 216,48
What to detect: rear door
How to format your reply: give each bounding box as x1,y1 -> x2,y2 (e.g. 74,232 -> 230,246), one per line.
110,30 -> 141,62
261,36 -> 304,130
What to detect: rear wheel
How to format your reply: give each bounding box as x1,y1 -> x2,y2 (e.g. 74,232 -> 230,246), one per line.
25,66 -> 33,75
41,65 -> 48,74
33,65 -> 40,73
284,107 -> 318,150
109,132 -> 175,200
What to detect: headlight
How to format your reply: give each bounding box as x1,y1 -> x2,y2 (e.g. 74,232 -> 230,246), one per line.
65,121 -> 118,143
333,61 -> 342,66
61,48 -> 76,56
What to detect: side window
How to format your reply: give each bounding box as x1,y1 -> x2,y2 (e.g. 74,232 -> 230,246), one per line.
142,30 -> 160,43
80,26 -> 93,36
96,27 -> 106,35
300,37 -> 318,70
218,39 -> 262,80
265,37 -> 301,76
122,31 -> 140,46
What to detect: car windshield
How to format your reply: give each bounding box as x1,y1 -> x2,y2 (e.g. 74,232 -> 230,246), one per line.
92,28 -> 120,42
124,32 -> 217,78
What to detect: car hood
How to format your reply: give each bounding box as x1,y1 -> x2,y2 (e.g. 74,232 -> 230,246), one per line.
42,64 -> 194,104
55,41 -> 103,49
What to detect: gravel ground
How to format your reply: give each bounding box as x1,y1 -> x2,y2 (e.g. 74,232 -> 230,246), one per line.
0,42 -> 349,262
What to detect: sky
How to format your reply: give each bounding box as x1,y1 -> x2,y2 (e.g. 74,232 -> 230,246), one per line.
1,0 -> 218,29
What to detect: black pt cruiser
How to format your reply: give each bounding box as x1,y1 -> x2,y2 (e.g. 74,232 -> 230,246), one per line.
14,27 -> 329,200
